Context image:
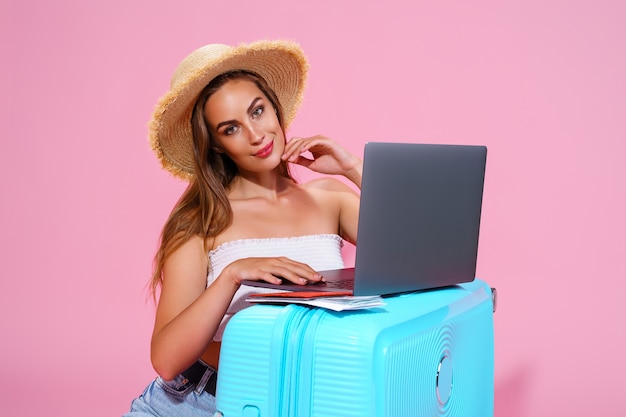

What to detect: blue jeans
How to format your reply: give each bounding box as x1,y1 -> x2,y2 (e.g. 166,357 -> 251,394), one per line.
124,368 -> 217,416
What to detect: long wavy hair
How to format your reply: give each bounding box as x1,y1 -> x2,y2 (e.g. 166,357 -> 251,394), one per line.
149,70 -> 295,299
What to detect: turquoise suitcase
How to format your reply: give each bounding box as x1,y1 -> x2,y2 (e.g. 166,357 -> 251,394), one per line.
215,279 -> 495,417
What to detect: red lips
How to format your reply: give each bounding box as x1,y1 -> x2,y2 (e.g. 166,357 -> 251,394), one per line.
255,141 -> 274,158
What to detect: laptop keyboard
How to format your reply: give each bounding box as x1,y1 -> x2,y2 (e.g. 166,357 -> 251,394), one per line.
313,279 -> 354,290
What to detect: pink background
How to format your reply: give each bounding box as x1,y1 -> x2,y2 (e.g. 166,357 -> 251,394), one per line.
1,0 -> 624,416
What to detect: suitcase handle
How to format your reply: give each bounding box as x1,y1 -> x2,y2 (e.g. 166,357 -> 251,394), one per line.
490,287 -> 498,313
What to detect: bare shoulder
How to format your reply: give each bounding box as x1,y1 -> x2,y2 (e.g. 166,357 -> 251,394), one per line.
154,235 -> 209,328
162,235 -> 208,290
302,177 -> 360,244
167,235 -> 206,266
302,177 -> 357,193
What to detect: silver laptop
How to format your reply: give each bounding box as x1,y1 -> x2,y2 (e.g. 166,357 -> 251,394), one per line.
242,142 -> 487,296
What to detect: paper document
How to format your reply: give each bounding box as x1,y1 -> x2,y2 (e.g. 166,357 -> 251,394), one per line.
246,292 -> 385,311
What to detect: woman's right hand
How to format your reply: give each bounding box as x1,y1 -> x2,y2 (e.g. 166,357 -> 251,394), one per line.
221,256 -> 325,287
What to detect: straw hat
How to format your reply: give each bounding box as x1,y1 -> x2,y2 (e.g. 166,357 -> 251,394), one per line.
149,40 -> 309,180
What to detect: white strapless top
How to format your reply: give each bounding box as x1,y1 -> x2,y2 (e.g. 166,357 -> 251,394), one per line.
208,234 -> 345,341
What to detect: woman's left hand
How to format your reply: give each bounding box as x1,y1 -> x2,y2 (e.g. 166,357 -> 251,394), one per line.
282,135 -> 362,183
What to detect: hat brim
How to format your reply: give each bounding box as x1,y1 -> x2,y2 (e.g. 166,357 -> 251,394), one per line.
149,40 -> 308,180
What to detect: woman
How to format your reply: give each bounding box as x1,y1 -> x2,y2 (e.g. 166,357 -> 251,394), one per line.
125,40 -> 361,416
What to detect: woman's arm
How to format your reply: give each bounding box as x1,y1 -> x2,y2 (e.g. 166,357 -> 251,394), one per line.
150,236 -> 234,380
150,236 -> 323,380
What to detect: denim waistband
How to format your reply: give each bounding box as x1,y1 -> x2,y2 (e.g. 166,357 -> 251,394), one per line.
181,360 -> 217,396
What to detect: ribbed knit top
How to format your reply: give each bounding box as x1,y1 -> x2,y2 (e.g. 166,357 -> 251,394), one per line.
208,234 -> 345,341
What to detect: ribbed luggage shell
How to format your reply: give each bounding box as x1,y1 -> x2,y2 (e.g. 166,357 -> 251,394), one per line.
216,279 -> 494,417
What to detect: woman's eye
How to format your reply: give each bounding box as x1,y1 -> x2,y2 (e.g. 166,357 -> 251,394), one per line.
224,125 -> 237,136
252,106 -> 264,118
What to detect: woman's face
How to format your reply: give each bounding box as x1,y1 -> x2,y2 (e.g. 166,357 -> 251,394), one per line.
204,79 -> 285,174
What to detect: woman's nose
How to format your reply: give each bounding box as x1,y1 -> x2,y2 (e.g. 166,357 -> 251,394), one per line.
246,124 -> 264,144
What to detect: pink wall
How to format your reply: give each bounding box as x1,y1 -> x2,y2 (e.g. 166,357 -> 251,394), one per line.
1,1 -> 624,416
